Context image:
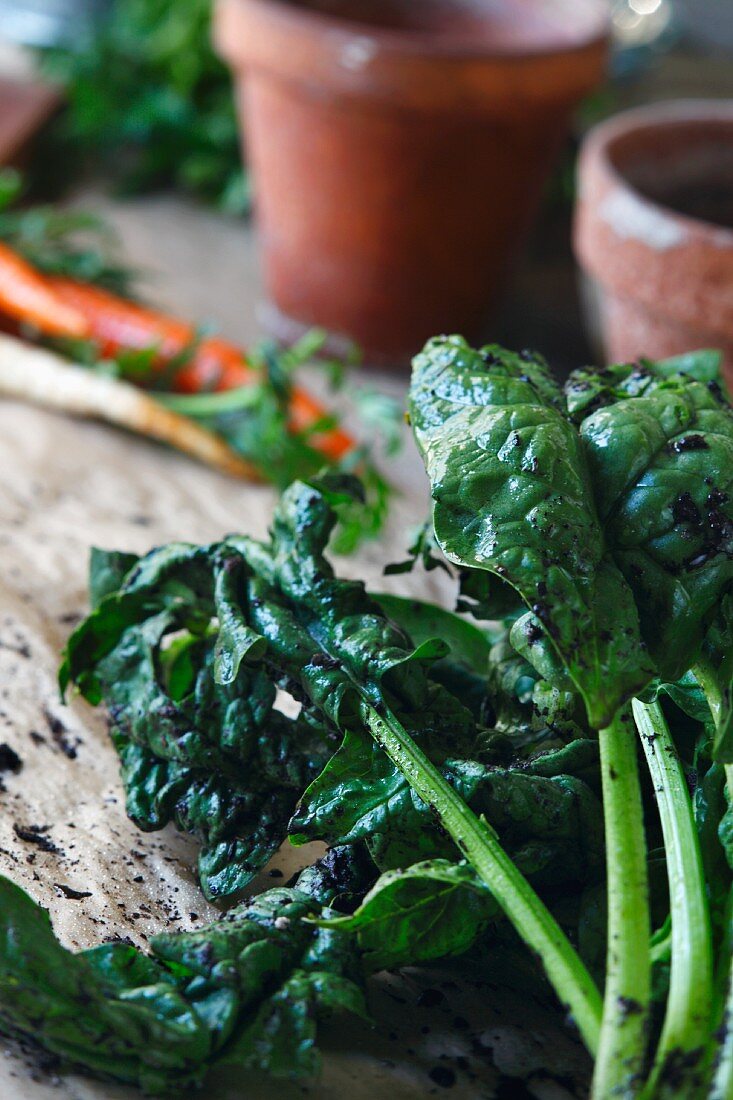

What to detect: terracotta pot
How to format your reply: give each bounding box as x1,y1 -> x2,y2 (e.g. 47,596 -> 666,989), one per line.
574,100 -> 733,381
215,0 -> 608,368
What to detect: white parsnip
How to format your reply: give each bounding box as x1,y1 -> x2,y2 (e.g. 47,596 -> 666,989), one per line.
0,333 -> 260,481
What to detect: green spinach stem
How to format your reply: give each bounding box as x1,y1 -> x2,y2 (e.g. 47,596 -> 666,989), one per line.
692,659 -> 727,737
691,664 -> 733,1099
361,700 -> 603,1055
632,699 -> 713,1098
154,386 -> 263,416
708,768 -> 733,1100
592,708 -> 651,1100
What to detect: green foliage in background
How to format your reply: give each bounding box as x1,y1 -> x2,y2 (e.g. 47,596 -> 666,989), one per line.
39,0 -> 246,211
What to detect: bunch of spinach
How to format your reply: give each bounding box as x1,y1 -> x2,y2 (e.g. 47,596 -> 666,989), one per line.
410,337 -> 733,1098
39,473 -> 607,1091
1,340 -> 731,1096
62,478 -> 604,903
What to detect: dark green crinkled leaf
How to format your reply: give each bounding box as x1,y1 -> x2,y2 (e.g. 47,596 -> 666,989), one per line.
530,681 -> 590,747
638,671 -> 712,726
88,546 -> 141,609
317,859 -> 497,972
372,592 -> 493,720
212,552 -> 267,685
116,733 -> 311,900
410,336 -> 654,728
152,887 -> 367,1079
60,541 -> 212,702
92,609 -> 327,899
0,878 -> 365,1094
564,350 -> 725,421
293,716 -> 603,889
372,592 -> 492,676
293,844 -> 379,912
574,364 -> 733,683
483,630 -> 539,741
565,351 -> 733,756
509,611 -> 574,693
225,481 -> 452,723
0,880 -> 209,1094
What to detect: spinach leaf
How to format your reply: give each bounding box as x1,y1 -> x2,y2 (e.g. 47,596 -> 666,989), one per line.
65,548 -> 330,898
89,546 -> 141,608
564,349 -> 733,758
293,717 -> 603,890
60,541 -> 213,703
224,480 -> 457,731
293,844 -> 379,912
0,877 -> 366,1093
150,888 -> 367,1078
574,366 -> 733,682
372,592 -> 493,719
509,611 -> 574,693
638,671 -> 712,726
410,336 -> 654,728
91,606 -> 327,899
317,859 -> 497,971
371,592 -> 492,676
565,351 -> 725,421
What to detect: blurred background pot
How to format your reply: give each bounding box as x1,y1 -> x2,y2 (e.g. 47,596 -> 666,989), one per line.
575,99 -> 733,379
215,0 -> 608,368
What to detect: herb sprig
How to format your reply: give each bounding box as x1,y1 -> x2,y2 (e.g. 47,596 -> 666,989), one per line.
0,168 -> 136,296
36,0 -> 246,212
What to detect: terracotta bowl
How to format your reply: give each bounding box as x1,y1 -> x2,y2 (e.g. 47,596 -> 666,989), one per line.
574,100 -> 733,381
215,0 -> 608,368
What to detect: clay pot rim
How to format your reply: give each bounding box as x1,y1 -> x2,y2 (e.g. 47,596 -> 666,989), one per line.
581,98 -> 733,244
231,0 -> 609,64
575,98 -> 733,339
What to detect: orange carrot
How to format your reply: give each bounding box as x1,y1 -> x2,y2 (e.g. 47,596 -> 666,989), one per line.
48,277 -> 354,462
0,243 -> 89,338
